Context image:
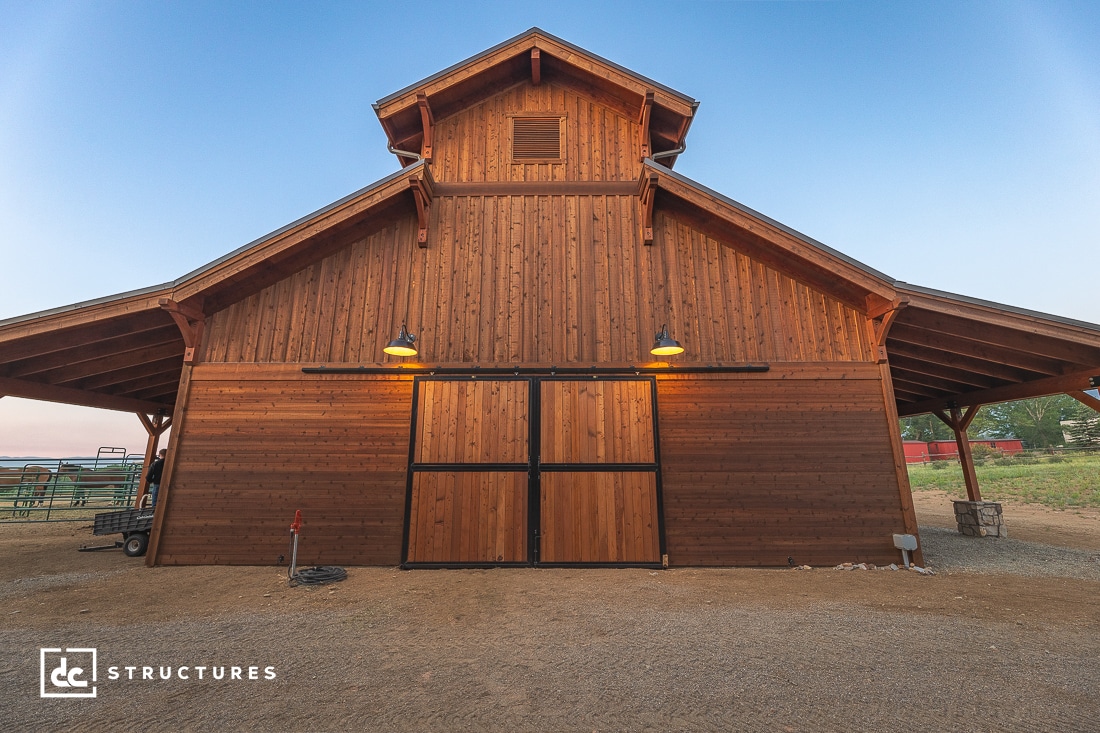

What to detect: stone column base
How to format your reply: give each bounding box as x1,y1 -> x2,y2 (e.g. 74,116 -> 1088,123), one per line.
953,500 -> 1007,538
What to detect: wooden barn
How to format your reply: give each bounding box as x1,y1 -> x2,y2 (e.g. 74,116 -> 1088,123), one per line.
2,29 -> 1100,569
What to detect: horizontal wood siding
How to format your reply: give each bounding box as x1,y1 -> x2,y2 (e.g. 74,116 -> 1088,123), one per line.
201,201 -> 870,367
406,471 -> 528,563
433,80 -> 640,183
154,365 -> 412,565
658,366 -> 908,567
540,472 -> 660,563
540,380 -> 654,463
415,379 -> 528,464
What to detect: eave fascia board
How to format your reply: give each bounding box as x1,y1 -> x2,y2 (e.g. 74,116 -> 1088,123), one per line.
170,161 -> 427,301
0,163 -> 426,337
895,282 -> 1100,342
643,159 -> 898,305
0,286 -> 171,338
374,28 -> 697,121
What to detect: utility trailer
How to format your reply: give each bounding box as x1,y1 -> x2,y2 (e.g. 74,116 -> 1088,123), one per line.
84,508 -> 156,557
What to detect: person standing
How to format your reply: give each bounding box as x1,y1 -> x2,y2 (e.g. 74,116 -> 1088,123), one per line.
147,449 -> 167,508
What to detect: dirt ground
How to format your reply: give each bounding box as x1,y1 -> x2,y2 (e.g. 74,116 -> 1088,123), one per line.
2,492 -> 1098,732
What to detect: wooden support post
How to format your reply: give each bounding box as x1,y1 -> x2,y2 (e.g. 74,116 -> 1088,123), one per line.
416,93 -> 434,161
159,298 -> 205,364
638,91 -> 653,160
146,364 -> 192,567
637,171 -> 658,245
135,412 -> 171,507
530,48 -> 541,86
934,404 -> 982,502
879,363 -> 925,566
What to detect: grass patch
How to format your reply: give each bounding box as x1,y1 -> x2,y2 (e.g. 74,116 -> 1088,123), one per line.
907,453 -> 1100,509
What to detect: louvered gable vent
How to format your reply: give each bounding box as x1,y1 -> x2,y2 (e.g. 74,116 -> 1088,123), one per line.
513,117 -> 562,160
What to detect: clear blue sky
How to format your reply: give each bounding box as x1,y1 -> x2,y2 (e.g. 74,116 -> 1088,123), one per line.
2,1 -> 1099,456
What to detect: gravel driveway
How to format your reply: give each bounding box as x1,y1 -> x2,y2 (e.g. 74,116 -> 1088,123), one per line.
2,503 -> 1098,732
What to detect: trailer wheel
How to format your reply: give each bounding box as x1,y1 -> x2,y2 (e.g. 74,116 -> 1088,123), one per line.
123,532 -> 149,557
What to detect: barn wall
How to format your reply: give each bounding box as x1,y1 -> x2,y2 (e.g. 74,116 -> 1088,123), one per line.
202,202 -> 872,366
432,79 -> 642,183
153,364 -> 412,566
657,364 -> 907,567
152,363 -> 912,567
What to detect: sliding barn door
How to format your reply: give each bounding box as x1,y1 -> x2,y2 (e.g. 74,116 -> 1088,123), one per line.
405,379 -> 530,565
538,379 -> 662,565
403,376 -> 664,567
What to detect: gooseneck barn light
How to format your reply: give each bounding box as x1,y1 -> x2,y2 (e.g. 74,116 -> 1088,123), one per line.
650,324 -> 684,356
383,324 -> 418,356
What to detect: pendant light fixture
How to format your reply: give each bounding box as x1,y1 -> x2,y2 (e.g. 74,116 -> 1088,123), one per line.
383,324 -> 418,356
650,324 -> 684,356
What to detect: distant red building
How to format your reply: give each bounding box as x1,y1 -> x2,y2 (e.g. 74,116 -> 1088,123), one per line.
903,439 -> 1024,464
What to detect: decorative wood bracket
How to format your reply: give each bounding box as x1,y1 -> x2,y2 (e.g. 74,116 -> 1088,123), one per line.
409,172 -> 434,247
531,48 -> 541,86
1070,390 -> 1100,413
638,91 -> 654,160
159,298 -> 205,364
137,412 -> 173,437
933,403 -> 978,433
637,171 -> 659,245
933,403 -> 983,501
866,294 -> 909,363
416,93 -> 434,161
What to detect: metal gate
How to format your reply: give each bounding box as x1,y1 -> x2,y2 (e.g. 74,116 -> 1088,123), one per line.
401,376 -> 665,568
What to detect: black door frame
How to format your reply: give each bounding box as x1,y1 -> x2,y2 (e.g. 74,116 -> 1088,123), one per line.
401,374 -> 666,569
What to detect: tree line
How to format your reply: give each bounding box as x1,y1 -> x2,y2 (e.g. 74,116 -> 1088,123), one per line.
900,394 -> 1100,449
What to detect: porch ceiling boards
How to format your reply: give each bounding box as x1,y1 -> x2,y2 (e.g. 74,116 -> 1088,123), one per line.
889,285 -> 1100,417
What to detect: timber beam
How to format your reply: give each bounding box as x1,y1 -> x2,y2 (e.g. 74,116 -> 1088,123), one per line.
637,171 -> 658,245
901,309 -> 1100,367
638,91 -> 654,160
530,48 -> 541,86
888,322 -> 1067,377
159,299 -> 205,364
898,368 -> 1100,417
886,340 -> 1043,384
135,412 -> 172,506
0,375 -> 165,413
416,93 -> 434,160
933,404 -> 982,502
1070,390 -> 1100,413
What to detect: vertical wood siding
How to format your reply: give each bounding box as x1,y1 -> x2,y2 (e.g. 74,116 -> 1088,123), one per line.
540,472 -> 660,563
432,80 -> 641,183
415,380 -> 528,464
406,471 -> 528,563
540,380 -> 654,464
657,367 -> 908,567
153,366 -> 412,565
203,204 -> 871,366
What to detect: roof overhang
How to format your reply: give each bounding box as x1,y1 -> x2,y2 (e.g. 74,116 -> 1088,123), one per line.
374,28 -> 698,168
889,285 -> 1100,416
640,161 -> 1100,416
0,288 -> 181,413
0,163 -> 430,413
642,159 -> 898,310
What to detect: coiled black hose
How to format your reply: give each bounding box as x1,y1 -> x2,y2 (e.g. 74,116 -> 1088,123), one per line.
289,566 -> 348,586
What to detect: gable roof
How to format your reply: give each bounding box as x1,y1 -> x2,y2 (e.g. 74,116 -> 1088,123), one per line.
373,28 -> 698,167
639,160 -> 1100,414
0,162 -> 430,413
1,33 -> 1098,421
